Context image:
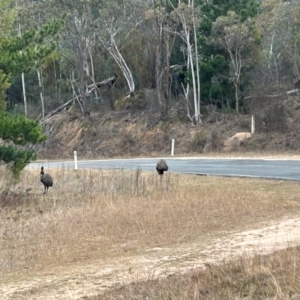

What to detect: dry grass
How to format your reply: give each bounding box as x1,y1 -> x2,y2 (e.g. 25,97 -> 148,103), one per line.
1,167 -> 300,298
97,246 -> 300,299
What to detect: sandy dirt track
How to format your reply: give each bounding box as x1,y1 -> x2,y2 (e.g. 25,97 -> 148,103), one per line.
1,216 -> 300,300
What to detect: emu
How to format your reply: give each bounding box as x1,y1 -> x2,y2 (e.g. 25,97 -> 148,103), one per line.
40,166 -> 53,194
156,159 -> 168,176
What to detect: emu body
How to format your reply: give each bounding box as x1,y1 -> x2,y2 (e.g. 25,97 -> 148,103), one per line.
40,167 -> 53,194
156,159 -> 168,176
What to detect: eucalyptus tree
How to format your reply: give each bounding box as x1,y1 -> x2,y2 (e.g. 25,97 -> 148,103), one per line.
13,0 -> 94,116
95,0 -> 147,98
5,0 -> 64,118
29,0 -> 143,115
169,0 -> 202,124
29,0 -> 95,116
15,0 -> 149,116
257,0 -> 300,90
212,11 -> 259,113
196,0 -> 260,109
141,0 -> 180,116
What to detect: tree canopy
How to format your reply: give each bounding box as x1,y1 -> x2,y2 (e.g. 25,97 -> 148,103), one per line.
0,111 -> 46,180
0,2 -> 54,183
0,0 -> 298,121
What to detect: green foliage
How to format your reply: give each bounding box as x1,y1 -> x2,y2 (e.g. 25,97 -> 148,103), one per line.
195,0 -> 261,107
0,145 -> 36,179
0,69 -> 10,110
0,14 -> 64,115
0,18 -> 64,75
0,0 -> 15,39
0,112 -> 46,180
211,10 -> 260,113
0,113 -> 46,145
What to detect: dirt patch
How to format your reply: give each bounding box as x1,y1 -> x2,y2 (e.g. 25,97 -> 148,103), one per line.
1,216 -> 299,300
224,132 -> 252,151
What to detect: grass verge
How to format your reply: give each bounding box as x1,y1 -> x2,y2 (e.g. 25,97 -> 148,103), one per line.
97,246 -> 300,299
0,167 -> 300,298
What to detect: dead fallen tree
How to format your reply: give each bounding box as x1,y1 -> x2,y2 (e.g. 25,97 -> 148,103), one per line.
40,98 -> 74,123
244,88 -> 300,100
86,75 -> 117,94
287,88 -> 300,96
40,75 -> 117,123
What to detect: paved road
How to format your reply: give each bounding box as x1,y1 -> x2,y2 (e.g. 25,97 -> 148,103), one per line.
29,157 -> 300,181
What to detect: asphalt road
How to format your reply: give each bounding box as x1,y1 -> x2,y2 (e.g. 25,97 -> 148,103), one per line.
29,157 -> 300,181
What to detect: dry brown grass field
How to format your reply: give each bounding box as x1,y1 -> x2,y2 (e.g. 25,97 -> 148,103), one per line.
0,166 -> 300,299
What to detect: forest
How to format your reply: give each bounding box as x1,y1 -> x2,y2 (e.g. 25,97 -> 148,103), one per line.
0,0 -> 299,125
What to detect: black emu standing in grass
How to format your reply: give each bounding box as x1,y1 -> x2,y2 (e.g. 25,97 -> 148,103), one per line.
40,166 -> 53,194
156,159 -> 168,177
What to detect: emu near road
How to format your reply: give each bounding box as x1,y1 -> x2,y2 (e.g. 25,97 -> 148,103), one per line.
156,159 -> 168,176
40,166 -> 53,194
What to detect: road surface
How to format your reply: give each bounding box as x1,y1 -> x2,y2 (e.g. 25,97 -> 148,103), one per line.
29,157 -> 300,181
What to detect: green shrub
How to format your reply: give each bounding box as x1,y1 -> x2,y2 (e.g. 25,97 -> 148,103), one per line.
114,92 -> 146,111
190,132 -> 207,153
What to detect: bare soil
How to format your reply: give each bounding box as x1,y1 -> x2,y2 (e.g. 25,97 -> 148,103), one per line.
1,216 -> 299,300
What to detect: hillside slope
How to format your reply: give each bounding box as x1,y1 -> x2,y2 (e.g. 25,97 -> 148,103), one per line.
37,95 -> 300,160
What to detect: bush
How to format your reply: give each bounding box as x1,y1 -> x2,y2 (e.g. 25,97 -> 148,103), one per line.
114,92 -> 146,111
262,105 -> 287,133
210,130 -> 223,151
189,132 -> 207,153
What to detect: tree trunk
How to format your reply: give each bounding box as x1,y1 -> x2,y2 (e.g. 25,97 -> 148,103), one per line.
18,22 -> 27,117
169,0 -> 201,124
156,44 -> 163,108
100,30 -> 135,96
37,68 -> 45,119
192,0 -> 201,123
163,29 -> 170,116
21,72 -> 27,117
235,81 -> 239,114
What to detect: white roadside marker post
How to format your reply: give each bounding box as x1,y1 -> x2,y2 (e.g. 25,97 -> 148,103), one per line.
171,139 -> 175,156
74,151 -> 78,170
251,115 -> 255,135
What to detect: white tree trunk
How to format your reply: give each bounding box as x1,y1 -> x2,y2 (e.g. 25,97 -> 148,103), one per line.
225,38 -> 242,114
37,68 -> 45,119
100,29 -> 135,96
169,0 -> 201,124
18,20 -> 27,117
186,35 -> 199,122
192,0 -> 201,123
70,72 -> 84,114
156,44 -> 163,107
181,50 -> 193,123
21,72 -> 27,117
